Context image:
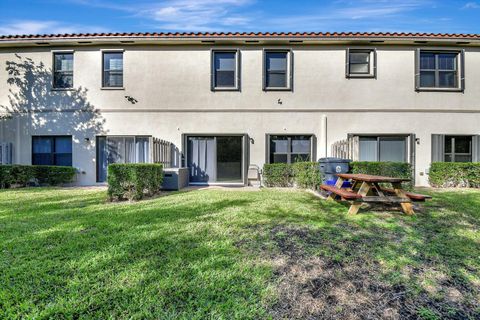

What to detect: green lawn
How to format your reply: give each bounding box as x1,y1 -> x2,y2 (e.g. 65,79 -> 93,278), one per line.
1,187 -> 479,319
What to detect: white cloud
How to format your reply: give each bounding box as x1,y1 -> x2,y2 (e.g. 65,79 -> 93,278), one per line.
68,0 -> 255,31
0,20 -> 109,36
463,2 -> 480,9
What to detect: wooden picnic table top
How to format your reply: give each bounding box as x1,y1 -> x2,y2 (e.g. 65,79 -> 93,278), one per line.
336,173 -> 411,183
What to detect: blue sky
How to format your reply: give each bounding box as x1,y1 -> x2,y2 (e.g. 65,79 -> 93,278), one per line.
0,0 -> 479,35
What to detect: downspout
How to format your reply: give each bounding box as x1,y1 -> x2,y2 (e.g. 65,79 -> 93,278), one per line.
320,114 -> 327,158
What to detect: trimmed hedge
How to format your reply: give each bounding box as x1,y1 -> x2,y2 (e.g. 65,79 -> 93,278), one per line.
0,165 -> 76,188
429,162 -> 480,188
108,163 -> 163,201
263,162 -> 322,189
291,162 -> 323,189
350,161 -> 413,188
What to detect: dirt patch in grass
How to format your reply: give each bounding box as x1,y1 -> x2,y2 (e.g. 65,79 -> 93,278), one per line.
238,224 -> 479,320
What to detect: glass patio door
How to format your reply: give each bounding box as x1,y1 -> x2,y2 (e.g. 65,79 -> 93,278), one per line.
187,136 -> 243,183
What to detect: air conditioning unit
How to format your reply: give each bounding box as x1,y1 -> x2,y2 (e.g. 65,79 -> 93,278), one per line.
0,143 -> 13,164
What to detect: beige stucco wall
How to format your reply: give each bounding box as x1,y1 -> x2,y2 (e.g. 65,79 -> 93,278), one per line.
0,44 -> 479,186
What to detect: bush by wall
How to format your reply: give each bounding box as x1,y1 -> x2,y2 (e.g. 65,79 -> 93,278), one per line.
108,163 -> 163,201
291,162 -> 323,189
0,165 -> 76,188
350,161 -> 413,188
429,162 -> 480,188
263,162 -> 322,189
262,163 -> 293,187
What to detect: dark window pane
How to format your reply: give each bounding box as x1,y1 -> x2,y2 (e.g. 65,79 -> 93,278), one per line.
445,137 -> 452,153
55,137 -> 72,153
379,137 -> 406,162
266,72 -> 286,88
438,53 -> 456,70
215,70 -> 235,87
438,71 -> 456,88
33,137 -> 52,153
272,154 -> 288,163
444,154 -> 452,162
33,154 -> 53,165
349,63 -> 369,74
350,52 -> 369,63
291,154 -> 310,162
266,52 -> 287,71
420,53 -> 435,69
420,71 -> 435,87
454,136 -> 472,153
54,154 -> 72,166
455,155 -> 472,162
359,137 -> 378,161
55,53 -> 73,71
54,73 -> 73,88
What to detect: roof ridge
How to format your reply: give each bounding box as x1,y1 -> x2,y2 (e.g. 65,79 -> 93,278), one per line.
1,31 -> 480,40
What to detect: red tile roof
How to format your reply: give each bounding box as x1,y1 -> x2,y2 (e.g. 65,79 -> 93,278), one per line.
1,31 -> 479,41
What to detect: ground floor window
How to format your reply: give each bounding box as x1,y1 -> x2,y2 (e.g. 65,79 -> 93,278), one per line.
96,136 -> 150,182
267,135 -> 313,164
32,136 -> 72,166
444,135 -> 472,162
359,136 -> 407,162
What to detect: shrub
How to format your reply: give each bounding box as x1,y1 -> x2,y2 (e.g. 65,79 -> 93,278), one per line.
291,162 -> 322,189
350,161 -> 413,188
429,162 -> 480,188
0,165 -> 76,188
108,163 -> 163,201
263,162 -> 322,189
262,163 -> 293,187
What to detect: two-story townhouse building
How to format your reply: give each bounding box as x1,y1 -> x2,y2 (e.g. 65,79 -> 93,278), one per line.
0,32 -> 479,186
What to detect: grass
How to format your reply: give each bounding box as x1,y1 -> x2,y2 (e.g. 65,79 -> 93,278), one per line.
0,187 -> 479,319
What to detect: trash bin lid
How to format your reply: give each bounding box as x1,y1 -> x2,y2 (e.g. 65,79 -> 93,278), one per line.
318,157 -> 352,163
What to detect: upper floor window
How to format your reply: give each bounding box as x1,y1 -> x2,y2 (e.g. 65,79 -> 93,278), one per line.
53,52 -> 73,89
416,50 -> 464,91
211,50 -> 239,90
103,52 -> 124,88
346,49 -> 376,78
263,50 -> 292,91
32,136 -> 72,166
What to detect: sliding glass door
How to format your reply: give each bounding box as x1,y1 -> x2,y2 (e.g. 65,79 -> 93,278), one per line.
187,135 -> 244,183
97,136 -> 150,182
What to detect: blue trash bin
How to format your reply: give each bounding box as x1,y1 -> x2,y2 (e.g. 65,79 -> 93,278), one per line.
319,157 -> 352,188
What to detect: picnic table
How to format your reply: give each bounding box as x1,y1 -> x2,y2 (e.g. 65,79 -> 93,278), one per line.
320,173 -> 431,215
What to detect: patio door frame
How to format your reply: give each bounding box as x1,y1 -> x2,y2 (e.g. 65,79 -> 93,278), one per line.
182,133 -> 249,185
